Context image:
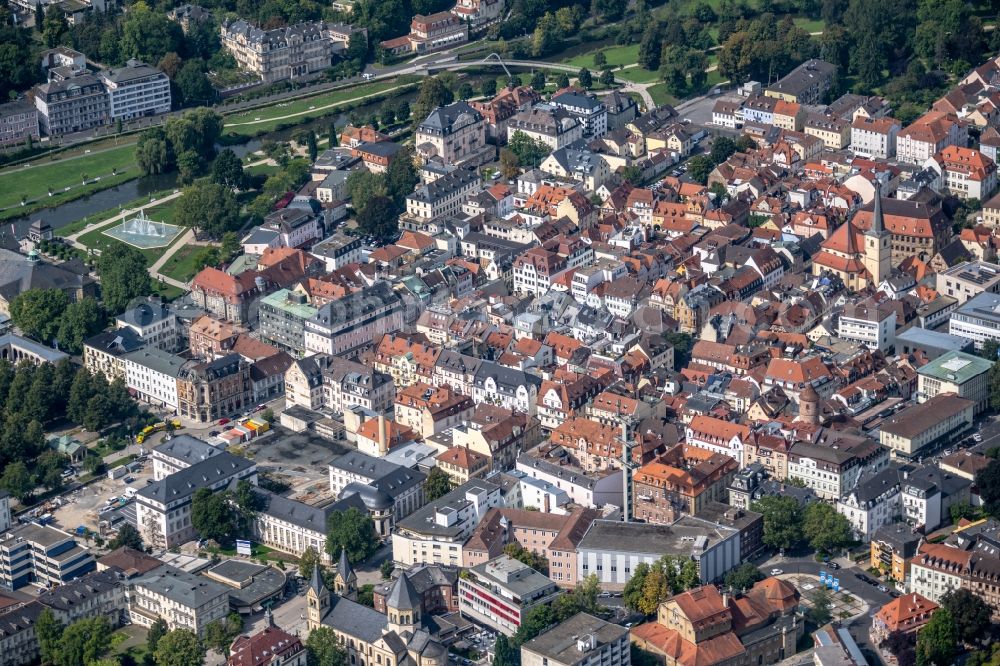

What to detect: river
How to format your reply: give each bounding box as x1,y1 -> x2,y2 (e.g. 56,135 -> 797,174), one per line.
6,87 -> 422,236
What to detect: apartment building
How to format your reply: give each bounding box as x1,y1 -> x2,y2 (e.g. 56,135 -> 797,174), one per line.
135,451 -> 257,548
328,451 -> 425,523
928,145 -> 997,200
521,613 -> 630,666
405,167 -> 481,219
633,445 -> 738,524
897,111 -> 965,165
513,247 -> 568,297
394,383 -> 474,438
303,282 -> 406,356
220,20 -> 347,84
122,347 -> 185,411
804,114 -> 850,149
459,556 -> 559,636
764,59 -> 836,104
507,107 -> 584,150
836,300 -> 897,352
551,90 -> 608,138
379,11 -> 468,55
0,98 -> 39,147
258,289 -> 319,353
414,101 -> 489,167
33,72 -> 109,136
150,435 -> 222,481
787,435 -> 888,500
0,523 -> 95,590
909,542 -> 971,603
391,479 -> 502,567
99,60 -> 171,120
917,350 -> 992,414
83,328 -> 145,380
116,300 -> 178,351
176,354 -> 253,423
880,393 -> 974,458
950,290 -> 1000,349
128,565 -> 229,636
514,455 -> 623,509
851,116 -> 900,158
936,260 -> 1000,305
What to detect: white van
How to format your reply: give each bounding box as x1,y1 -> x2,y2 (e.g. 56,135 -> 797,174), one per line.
123,487 -> 138,499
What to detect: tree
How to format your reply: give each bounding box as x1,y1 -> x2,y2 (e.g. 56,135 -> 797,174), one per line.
380,560 -> 394,579
508,131 -> 551,168
36,608 -> 64,665
305,130 -> 319,162
916,607 -> 956,666
724,563 -> 764,592
299,545 -> 322,579
386,145 -> 419,209
136,128 -> 173,176
357,195 -> 399,244
504,543 -> 549,574
803,502 -> 853,553
306,626 -> 345,666
204,614 -> 243,657
950,501 -> 977,525
685,155 -> 714,185
175,59 -> 214,107
556,72 -> 570,88
531,70 -> 546,91
512,604 -> 554,646
940,588 -> 992,645
638,24 -> 663,71
623,562 -> 651,613
411,77 -> 454,128
147,618 -> 168,656
346,169 -> 388,213
807,587 -> 832,626
532,13 -> 559,57
494,635 -> 518,666
379,104 -> 396,128
499,149 -> 520,179
325,506 -> 378,563
423,466 -> 452,501
234,479 -> 263,532
212,149 -> 246,190
599,69 -> 615,86
594,51 -> 607,68
42,4 -> 68,48
752,496 -> 803,551
174,182 -> 240,237
710,136 -> 738,164
481,78 -> 497,97
120,2 -> 183,64
578,68 -> 593,89
57,298 -> 103,354
96,243 -> 151,314
190,488 -> 237,545
154,629 -> 205,666
10,288 -> 68,343
1,461 -> 35,501
54,617 -> 112,666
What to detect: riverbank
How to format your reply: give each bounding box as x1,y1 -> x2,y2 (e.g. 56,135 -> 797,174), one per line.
0,76 -> 419,224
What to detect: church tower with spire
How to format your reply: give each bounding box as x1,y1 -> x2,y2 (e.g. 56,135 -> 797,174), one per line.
386,572 -> 421,636
305,563 -> 330,632
863,180 -> 891,287
334,548 -> 357,601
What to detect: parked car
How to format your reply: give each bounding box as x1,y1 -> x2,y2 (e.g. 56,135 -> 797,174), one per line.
827,562 -> 840,570
124,476 -> 135,484
218,418 -> 230,425
209,430 -> 220,437
878,585 -> 889,593
770,568 -> 783,576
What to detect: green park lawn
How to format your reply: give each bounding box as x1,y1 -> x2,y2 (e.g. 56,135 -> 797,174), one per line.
616,67 -> 661,83
0,145 -> 139,220
647,83 -> 679,107
159,243 -> 209,283
563,43 -> 640,70
793,17 -> 826,33
222,78 -> 417,137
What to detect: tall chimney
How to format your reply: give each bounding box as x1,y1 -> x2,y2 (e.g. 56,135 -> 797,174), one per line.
378,414 -> 388,457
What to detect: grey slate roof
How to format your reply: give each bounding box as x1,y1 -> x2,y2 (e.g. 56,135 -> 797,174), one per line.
132,564 -> 228,608
257,488 -> 336,533
386,572 -> 419,610
418,101 -> 482,135
322,595 -> 388,642
152,435 -> 220,466
122,347 -> 186,377
138,452 -> 254,504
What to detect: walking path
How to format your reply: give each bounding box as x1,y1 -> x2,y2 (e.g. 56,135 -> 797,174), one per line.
63,189 -> 191,290
225,83 -> 410,127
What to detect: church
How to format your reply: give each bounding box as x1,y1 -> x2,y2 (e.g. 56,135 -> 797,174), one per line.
306,550 -> 448,666
811,182 -> 892,291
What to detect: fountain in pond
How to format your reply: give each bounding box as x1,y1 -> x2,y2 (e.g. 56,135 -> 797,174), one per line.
102,208 -> 183,249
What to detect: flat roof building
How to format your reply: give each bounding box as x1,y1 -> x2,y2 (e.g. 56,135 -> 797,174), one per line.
521,613 -> 630,666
